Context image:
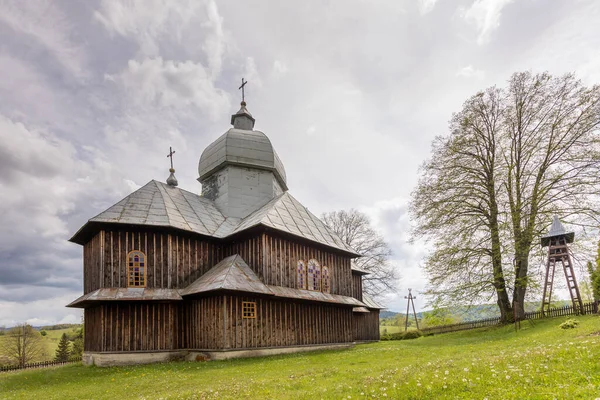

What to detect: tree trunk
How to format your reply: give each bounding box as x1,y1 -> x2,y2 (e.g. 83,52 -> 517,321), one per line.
512,254 -> 529,319
490,189 -> 513,323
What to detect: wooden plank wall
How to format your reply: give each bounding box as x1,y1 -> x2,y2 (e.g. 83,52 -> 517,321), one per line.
352,274 -> 363,301
83,229 -> 222,293
84,303 -> 178,352
180,297 -> 224,350
225,233 -> 354,297
353,311 -> 380,341
184,295 -> 354,350
83,232 -> 103,293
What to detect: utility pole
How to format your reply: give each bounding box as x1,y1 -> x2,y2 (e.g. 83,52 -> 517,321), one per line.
404,288 -> 419,332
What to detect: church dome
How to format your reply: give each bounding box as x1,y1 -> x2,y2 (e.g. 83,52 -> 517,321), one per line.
198,102 -> 287,190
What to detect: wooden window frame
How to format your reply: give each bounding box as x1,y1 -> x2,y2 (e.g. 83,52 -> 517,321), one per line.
127,250 -> 147,288
322,266 -> 331,294
242,301 -> 256,319
297,260 -> 307,290
307,259 -> 321,292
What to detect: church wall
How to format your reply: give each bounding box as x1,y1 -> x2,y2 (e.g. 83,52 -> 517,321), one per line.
183,295 -> 354,350
352,274 -> 363,301
224,233 -> 354,297
180,296 -> 225,350
202,165 -> 283,218
353,311 -> 380,342
83,229 -> 222,293
84,303 -> 179,352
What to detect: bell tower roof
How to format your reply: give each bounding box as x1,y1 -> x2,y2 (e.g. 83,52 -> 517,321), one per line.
541,216 -> 575,247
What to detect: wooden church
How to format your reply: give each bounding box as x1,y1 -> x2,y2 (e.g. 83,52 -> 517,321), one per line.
68,96 -> 382,366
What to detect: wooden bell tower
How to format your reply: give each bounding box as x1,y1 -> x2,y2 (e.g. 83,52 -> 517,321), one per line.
540,216 -> 584,315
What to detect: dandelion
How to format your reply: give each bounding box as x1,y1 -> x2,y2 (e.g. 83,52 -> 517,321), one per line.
445,370 -> 449,375
463,368 -> 469,372
443,385 -> 447,389
506,375 -> 510,380
417,383 -> 421,387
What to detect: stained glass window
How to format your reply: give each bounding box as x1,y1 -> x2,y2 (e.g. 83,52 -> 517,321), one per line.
307,259 -> 321,291
322,266 -> 330,293
297,260 -> 307,289
128,250 -> 146,287
242,301 -> 256,318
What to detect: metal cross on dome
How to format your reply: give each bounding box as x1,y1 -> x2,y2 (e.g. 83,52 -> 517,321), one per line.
239,78 -> 248,102
167,146 -> 176,170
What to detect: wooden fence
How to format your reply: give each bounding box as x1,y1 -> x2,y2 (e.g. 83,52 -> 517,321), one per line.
0,359 -> 82,372
421,301 -> 598,336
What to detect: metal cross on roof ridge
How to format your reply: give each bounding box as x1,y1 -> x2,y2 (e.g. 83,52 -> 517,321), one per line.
167,146 -> 176,170
239,78 -> 247,102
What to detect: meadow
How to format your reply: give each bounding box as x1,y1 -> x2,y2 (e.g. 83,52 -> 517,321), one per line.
0,327 -> 81,364
1,316 -> 599,399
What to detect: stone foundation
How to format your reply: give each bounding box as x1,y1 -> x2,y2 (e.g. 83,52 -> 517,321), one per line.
83,343 -> 354,367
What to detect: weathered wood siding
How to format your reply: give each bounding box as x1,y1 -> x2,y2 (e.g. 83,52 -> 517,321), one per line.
84,303 -> 179,352
183,295 -> 354,350
83,229 -> 222,293
353,310 -> 380,341
225,233 -> 354,296
352,274 -> 363,301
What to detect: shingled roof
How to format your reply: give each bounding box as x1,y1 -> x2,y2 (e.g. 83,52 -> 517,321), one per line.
70,181 -> 359,256
540,216 -> 575,247
227,192 -> 358,255
66,288 -> 182,308
181,255 -> 273,296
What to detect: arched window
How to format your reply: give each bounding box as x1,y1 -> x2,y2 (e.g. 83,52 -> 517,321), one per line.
307,259 -> 321,291
321,266 -> 330,293
128,250 -> 146,287
297,260 -> 307,289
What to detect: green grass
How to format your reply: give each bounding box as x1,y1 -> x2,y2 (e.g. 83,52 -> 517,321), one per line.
1,316 -> 599,399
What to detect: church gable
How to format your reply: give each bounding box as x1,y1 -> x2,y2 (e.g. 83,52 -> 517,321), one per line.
181,255 -> 273,296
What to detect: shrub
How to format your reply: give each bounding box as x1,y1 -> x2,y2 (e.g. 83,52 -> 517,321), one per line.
40,330 -> 47,336
381,331 -> 422,341
559,319 -> 579,329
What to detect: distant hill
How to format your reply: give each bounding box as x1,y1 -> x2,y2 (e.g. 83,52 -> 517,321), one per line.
381,300 -> 574,322
0,323 -> 81,331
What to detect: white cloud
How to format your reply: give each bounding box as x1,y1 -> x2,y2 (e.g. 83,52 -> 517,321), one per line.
456,64 -> 485,79
243,57 -> 262,90
418,0 -> 439,15
462,0 -> 514,45
0,293 -> 82,327
272,60 -> 289,78
95,0 -> 200,56
95,0 -> 227,78
0,0 -> 89,80
107,57 -> 230,120
360,198 -> 430,311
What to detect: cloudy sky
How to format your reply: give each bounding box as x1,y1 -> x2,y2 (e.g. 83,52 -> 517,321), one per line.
1,0 -> 599,326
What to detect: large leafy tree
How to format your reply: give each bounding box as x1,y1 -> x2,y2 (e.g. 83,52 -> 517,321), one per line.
589,240 -> 600,301
411,72 -> 600,322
